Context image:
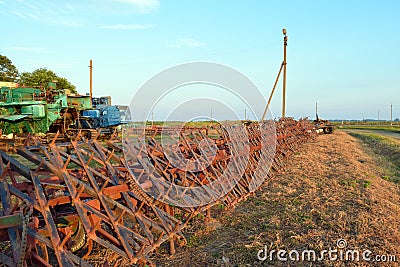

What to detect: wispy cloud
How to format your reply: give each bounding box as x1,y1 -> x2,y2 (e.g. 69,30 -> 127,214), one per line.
113,0 -> 160,12
4,46 -> 51,54
100,24 -> 153,30
11,11 -> 27,19
8,1 -> 84,27
5,1 -> 159,27
169,38 -> 206,48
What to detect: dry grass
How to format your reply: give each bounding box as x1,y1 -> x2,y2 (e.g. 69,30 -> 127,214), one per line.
155,131 -> 400,266
348,131 -> 400,183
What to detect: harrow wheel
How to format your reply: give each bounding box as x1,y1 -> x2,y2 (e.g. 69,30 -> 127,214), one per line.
70,221 -> 87,253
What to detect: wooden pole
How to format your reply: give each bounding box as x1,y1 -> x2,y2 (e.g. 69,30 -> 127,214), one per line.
260,62 -> 284,121
89,59 -> 93,101
282,29 -> 288,118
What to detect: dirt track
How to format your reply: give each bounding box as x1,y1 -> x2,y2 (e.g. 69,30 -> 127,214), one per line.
155,131 -> 400,266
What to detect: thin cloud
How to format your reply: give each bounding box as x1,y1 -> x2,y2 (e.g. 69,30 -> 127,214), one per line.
5,1 -> 159,26
8,1 -> 84,27
170,38 -> 206,48
5,46 -> 51,54
11,11 -> 27,19
114,0 -> 160,12
100,24 -> 153,30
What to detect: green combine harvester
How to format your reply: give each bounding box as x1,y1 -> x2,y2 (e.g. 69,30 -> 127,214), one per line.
0,82 -> 127,140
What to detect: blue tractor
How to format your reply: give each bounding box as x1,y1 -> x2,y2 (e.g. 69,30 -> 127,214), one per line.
77,96 -> 130,137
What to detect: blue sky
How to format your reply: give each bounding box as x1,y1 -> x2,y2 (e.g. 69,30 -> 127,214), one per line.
1,0 -> 399,120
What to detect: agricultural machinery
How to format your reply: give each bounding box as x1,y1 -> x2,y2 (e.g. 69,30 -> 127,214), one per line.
0,82 -> 130,140
314,102 -> 335,134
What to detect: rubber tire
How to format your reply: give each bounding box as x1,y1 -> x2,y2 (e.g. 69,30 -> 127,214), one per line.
323,126 -> 334,134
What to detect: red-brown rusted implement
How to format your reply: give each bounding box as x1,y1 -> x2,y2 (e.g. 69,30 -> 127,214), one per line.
0,118 -> 316,266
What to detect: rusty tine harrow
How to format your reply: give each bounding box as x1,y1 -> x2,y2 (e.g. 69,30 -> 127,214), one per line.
0,118 -> 316,266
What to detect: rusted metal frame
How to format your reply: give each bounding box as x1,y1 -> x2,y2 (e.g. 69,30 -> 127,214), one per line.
124,143 -> 175,203
150,151 -> 216,205
89,236 -> 128,261
121,142 -> 198,243
0,252 -> 14,267
220,158 -> 248,199
119,158 -> 155,205
1,150 -> 32,180
57,150 -> 116,187
0,162 -> 52,267
69,142 -> 139,263
29,251 -> 53,267
122,161 -> 186,230
0,180 -> 21,266
92,141 -> 121,167
74,145 -> 108,169
142,205 -> 202,255
196,130 -> 232,184
225,183 -> 247,205
0,119 -> 315,265
124,140 -> 159,178
151,206 -> 177,236
84,198 -> 149,252
47,143 -> 136,261
70,142 -> 162,264
91,142 -> 160,246
148,154 -> 177,184
209,160 -> 239,202
25,226 -> 92,267
140,147 -> 172,184
133,214 -> 154,244
0,214 -> 23,228
53,157 -> 132,261
30,171 -> 76,267
117,223 -> 151,246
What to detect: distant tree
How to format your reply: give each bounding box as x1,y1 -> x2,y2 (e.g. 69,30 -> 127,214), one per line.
394,118 -> 399,122
20,68 -> 77,93
0,55 -> 19,82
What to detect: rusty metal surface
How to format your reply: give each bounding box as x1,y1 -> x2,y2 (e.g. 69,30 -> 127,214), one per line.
0,118 -> 316,266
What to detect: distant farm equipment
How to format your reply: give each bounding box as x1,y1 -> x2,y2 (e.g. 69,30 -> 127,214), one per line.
314,102 -> 335,134
0,82 -> 130,141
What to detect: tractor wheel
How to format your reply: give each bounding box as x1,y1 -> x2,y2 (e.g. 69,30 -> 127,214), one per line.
323,126 -> 334,134
82,130 -> 92,140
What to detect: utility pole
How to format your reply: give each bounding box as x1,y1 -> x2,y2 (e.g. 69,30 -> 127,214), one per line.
260,29 -> 288,122
89,59 -> 93,102
210,107 -> 213,120
244,109 -> 247,120
391,104 -> 393,126
151,112 -> 154,127
378,109 -> 380,121
282,28 -> 288,118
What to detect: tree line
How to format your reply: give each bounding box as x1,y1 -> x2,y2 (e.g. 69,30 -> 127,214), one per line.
0,54 -> 77,93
